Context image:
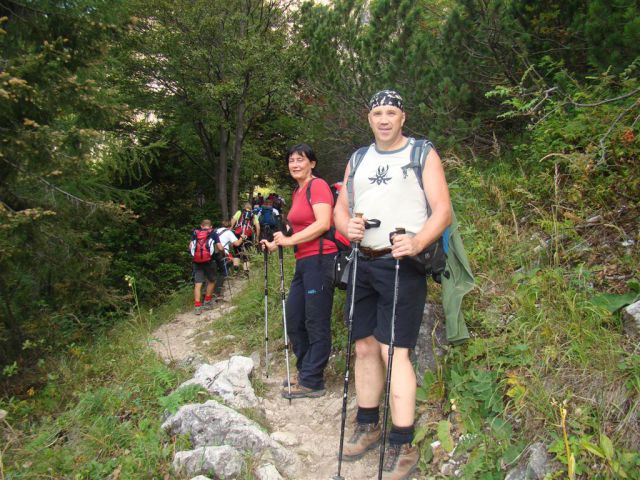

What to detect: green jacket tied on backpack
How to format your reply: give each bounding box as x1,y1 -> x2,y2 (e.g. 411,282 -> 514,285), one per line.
441,210 -> 474,344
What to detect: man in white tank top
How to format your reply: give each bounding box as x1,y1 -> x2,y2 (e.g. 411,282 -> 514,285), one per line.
334,90 -> 452,479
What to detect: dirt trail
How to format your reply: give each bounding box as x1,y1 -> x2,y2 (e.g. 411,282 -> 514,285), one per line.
260,372 -> 381,480
149,280 -> 244,364
150,277 -> 413,480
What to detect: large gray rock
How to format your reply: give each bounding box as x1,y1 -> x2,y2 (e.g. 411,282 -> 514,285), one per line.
254,463 -> 284,480
623,300 -> 640,339
179,356 -> 258,409
174,445 -> 244,478
162,400 -> 298,477
413,303 -> 448,384
505,443 -> 556,480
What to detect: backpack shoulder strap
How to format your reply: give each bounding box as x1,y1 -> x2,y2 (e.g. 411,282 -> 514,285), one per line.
409,138 -> 434,215
305,177 -> 318,205
346,145 -> 371,215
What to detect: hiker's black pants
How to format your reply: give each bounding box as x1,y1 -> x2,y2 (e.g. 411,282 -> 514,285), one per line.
214,256 -> 228,296
286,253 -> 335,390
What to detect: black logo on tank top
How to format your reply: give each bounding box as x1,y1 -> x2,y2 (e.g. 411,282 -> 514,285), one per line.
369,165 -> 391,185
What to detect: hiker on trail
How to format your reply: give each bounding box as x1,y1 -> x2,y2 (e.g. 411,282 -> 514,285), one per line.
231,202 -> 261,244
189,219 -> 224,315
260,143 -> 339,399
258,198 -> 280,242
231,202 -> 260,274
273,193 -> 285,211
214,220 -> 243,300
334,90 -> 452,479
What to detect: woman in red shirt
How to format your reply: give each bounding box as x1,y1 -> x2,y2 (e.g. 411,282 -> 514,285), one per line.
261,144 -> 338,399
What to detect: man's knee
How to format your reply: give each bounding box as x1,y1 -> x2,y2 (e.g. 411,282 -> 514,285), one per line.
354,336 -> 380,360
380,345 -> 411,366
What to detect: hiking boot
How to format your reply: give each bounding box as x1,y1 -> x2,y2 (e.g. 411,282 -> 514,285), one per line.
342,422 -> 382,461
203,299 -> 214,310
382,443 -> 419,480
281,374 -> 298,387
281,383 -> 325,399
194,305 -> 203,315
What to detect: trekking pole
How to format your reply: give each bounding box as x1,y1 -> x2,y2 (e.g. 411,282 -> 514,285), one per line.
223,255 -> 232,297
378,227 -> 405,480
263,246 -> 269,378
334,215 -> 381,480
334,213 -> 363,480
278,244 -> 292,405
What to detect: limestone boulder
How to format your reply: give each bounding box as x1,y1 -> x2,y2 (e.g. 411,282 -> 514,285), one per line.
173,445 -> 244,478
179,355 -> 258,408
162,400 -> 298,477
623,300 -> 640,339
413,303 -> 448,384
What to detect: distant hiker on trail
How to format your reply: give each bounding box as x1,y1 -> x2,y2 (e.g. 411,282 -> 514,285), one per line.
272,193 -> 285,211
189,219 -> 224,315
260,144 -> 340,399
214,220 -> 243,299
232,202 -> 260,244
258,198 -> 280,242
230,203 -> 256,276
334,90 -> 452,479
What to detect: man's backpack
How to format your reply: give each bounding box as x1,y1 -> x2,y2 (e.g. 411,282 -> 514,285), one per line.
234,210 -> 254,237
346,138 -> 449,283
330,182 -> 342,205
259,206 -> 278,227
192,228 -> 213,263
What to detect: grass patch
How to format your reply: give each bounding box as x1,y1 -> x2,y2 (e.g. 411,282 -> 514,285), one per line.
0,287 -> 195,479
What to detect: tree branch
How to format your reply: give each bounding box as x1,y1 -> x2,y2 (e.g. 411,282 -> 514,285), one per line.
2,158 -> 101,210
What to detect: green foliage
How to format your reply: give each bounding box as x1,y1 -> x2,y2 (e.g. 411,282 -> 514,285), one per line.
437,420 -> 455,452
0,301 -> 190,478
590,279 -> 640,312
158,384 -> 209,414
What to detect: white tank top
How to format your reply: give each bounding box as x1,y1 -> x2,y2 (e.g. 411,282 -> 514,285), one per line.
353,138 -> 428,249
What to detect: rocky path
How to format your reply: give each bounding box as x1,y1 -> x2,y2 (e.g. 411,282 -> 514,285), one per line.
260,373 -> 380,480
150,279 -> 244,366
149,277 -> 386,479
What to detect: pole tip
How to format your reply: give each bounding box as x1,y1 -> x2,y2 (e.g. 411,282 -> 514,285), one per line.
331,476 -> 345,480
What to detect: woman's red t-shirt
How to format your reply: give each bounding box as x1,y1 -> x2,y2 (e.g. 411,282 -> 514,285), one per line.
288,178 -> 339,260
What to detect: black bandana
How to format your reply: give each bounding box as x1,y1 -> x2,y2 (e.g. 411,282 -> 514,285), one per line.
368,90 -> 404,111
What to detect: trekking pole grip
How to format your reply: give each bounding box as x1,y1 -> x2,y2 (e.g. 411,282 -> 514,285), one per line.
389,227 -> 406,244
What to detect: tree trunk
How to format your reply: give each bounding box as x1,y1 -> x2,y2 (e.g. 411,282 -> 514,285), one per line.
193,120 -> 221,212
0,274 -> 23,362
218,126 -> 230,219
230,95 -> 246,216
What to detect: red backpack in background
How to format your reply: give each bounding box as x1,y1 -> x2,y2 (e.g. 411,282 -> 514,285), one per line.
233,210 -> 254,237
193,228 -> 213,263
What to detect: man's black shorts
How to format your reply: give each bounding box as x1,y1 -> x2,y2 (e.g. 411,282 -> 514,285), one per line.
193,261 -> 216,284
345,256 -> 426,349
